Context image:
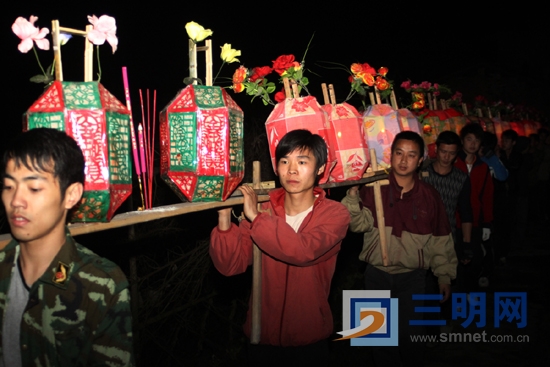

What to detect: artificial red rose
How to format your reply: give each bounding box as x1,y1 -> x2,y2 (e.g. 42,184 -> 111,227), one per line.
412,100 -> 425,110
232,66 -> 247,84
375,76 -> 390,91
348,75 -> 355,83
362,63 -> 376,76
233,83 -> 245,93
378,67 -> 389,77
249,66 -> 273,82
274,88 -> 286,103
359,72 -> 375,87
272,54 -> 296,75
350,63 -> 363,75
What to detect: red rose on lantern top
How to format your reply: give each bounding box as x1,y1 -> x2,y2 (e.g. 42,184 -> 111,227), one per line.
249,66 -> 273,82
378,67 -> 389,77
274,88 -> 286,103
375,76 -> 390,91
232,66 -> 247,93
359,72 -> 375,87
272,54 -> 299,76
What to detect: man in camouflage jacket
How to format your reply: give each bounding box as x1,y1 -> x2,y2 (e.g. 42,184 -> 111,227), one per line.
0,128 -> 134,366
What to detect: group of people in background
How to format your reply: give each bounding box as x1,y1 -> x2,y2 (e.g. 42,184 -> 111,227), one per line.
2,123 -> 549,366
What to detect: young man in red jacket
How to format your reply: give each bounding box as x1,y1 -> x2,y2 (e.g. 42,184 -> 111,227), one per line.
210,129 -> 350,366
455,123 -> 494,292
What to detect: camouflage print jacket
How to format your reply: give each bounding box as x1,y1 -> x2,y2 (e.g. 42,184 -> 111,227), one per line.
0,230 -> 135,366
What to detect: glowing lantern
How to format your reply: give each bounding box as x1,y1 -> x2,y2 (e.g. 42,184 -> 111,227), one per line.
24,81 -> 132,222
321,102 -> 369,182
442,108 -> 468,135
509,121 -> 526,136
160,85 -> 244,202
362,104 -> 403,168
265,96 -> 336,183
396,108 -> 423,134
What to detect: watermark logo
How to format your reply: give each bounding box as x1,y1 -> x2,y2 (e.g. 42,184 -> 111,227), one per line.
336,290 -> 399,346
410,292 -> 527,329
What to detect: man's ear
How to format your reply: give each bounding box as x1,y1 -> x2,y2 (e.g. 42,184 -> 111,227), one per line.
64,182 -> 83,210
317,164 -> 326,176
418,157 -> 424,167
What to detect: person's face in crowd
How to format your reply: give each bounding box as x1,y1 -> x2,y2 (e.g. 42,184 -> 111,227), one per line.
462,134 -> 481,155
391,139 -> 423,178
2,159 -> 80,247
435,143 -> 458,168
277,148 -> 324,195
501,137 -> 515,152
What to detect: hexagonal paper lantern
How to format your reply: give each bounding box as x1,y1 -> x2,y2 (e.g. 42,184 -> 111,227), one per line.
362,104 -> 403,168
24,81 -> 132,222
265,96 -> 336,184
322,102 -> 369,182
396,108 -> 423,134
160,85 -> 244,202
442,108 -> 468,135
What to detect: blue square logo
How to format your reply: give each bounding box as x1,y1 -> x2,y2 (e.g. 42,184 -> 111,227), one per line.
336,290 -> 399,346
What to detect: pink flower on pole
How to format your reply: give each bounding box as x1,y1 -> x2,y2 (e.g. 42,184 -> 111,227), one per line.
400,80 -> 411,90
12,16 -> 50,53
87,15 -> 118,53
420,81 -> 432,90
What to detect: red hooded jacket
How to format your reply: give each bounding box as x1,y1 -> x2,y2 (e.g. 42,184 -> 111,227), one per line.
210,187 -> 350,346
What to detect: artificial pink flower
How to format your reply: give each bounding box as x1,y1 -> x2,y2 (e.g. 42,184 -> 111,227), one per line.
420,81 -> 432,90
87,15 -> 118,53
12,16 -> 50,53
400,80 -> 411,90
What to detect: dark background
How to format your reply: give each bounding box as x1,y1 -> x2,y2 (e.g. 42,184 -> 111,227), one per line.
2,2 -> 550,365
3,1 -> 549,149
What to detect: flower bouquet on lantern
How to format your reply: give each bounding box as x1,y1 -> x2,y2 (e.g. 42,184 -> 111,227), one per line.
159,21 -> 245,202
226,45 -> 338,183
347,63 -> 393,108
17,14 -> 133,222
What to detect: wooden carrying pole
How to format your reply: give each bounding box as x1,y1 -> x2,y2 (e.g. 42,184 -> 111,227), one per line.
328,84 -> 337,105
283,78 -> 292,98
369,148 -> 390,266
390,90 -> 398,110
250,161 -> 262,344
321,83 -> 330,105
52,20 -> 93,82
196,40 -> 212,86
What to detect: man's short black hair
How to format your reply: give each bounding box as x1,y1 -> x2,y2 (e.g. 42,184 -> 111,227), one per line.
275,129 -> 327,173
2,128 -> 85,199
459,123 -> 484,142
436,131 -> 461,148
391,131 -> 425,158
501,129 -> 519,142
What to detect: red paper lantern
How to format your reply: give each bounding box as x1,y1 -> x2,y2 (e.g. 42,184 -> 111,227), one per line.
160,85 -> 244,202
24,81 -> 132,222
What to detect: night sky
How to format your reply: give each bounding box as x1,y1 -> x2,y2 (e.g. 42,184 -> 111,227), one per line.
3,1 -> 548,147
